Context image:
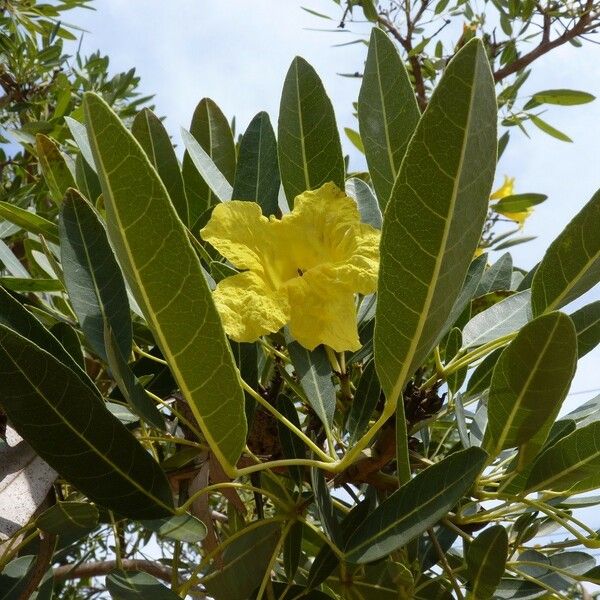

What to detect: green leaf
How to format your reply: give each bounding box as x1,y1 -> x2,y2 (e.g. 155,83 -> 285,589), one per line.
526,421 -> 600,494
484,313 -> 577,455
344,127 -> 365,153
276,394 -> 305,485
36,134 -> 75,204
466,525 -> 508,599
0,239 -> 28,278
0,277 -> 63,292
347,359 -> 381,444
84,92 -> 246,472
358,28 -> 420,208
466,347 -> 502,397
311,468 -> 340,544
532,89 -> 595,106
283,521 -> 303,581
0,202 -> 59,244
59,189 -> 132,363
571,300 -> 600,358
181,128 -> 233,204
374,39 -> 496,479
462,289 -> 532,348
0,325 -> 174,518
51,321 -> 84,369
106,570 -> 180,600
232,111 -> 281,217
104,325 -> 165,430
75,153 -> 101,203
531,189 -> 600,315
203,521 -> 282,600
132,108 -> 189,226
344,447 -> 487,563
475,252 -> 513,296
278,56 -> 344,206
36,501 -> 99,536
65,115 -> 96,172
287,340 -> 336,428
181,98 -> 236,227
140,514 -> 207,543
491,193 -> 547,213
0,285 -> 96,394
529,114 -> 572,142
345,178 -> 382,229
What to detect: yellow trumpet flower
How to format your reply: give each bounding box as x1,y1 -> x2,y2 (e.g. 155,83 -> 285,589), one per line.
201,182 -> 380,352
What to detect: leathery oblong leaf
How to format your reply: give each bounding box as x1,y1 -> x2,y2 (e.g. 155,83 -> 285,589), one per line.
374,38 -> 496,479
83,92 -> 247,472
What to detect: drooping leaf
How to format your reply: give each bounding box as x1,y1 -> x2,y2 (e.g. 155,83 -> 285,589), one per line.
36,502 -> 99,536
344,447 -> 487,563
0,277 -> 63,292
84,92 -> 246,471
106,570 -> 180,600
358,27 -> 420,208
232,111 -> 280,217
491,193 -> 547,215
462,289 -> 532,348
36,133 -> 75,204
466,525 -> 508,599
132,108 -> 188,225
0,202 -> 59,244
531,189 -> 600,315
374,39 -> 496,480
531,88 -> 595,106
345,177 -> 382,229
276,394 -> 306,485
181,98 -> 236,227
203,521 -> 282,600
571,300 -> 600,358
278,56 -> 344,206
526,421 -> 600,494
311,468 -> 340,544
65,115 -> 96,171
140,514 -> 207,543
59,189 -> 132,363
283,520 -> 303,581
530,114 -> 572,142
0,325 -> 174,518
484,313 -> 576,455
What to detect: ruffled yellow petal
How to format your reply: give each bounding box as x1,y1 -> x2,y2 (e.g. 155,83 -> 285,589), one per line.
200,201 -> 271,272
284,269 -> 361,352
490,176 -> 515,200
213,271 -> 290,342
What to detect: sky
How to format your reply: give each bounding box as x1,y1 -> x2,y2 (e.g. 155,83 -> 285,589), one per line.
70,0 -> 600,410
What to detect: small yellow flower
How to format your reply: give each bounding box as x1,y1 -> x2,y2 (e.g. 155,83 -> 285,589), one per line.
490,175 -> 515,200
200,182 -> 380,352
490,176 -> 531,228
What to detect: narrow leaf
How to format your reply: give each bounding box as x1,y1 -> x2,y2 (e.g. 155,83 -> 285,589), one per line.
132,108 -> 188,225
345,178 -> 382,229
571,300 -> 600,358
358,27 -> 420,208
0,202 -> 59,243
181,98 -> 236,227
278,56 -> 344,206
36,134 -> 75,204
232,111 -> 280,217
344,447 -> 487,563
59,189 -> 132,363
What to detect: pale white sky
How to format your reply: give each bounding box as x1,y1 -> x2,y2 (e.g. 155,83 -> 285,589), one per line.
72,0 -> 600,408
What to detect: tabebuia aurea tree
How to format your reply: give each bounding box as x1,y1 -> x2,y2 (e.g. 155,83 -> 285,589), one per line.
1,19 -> 600,600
